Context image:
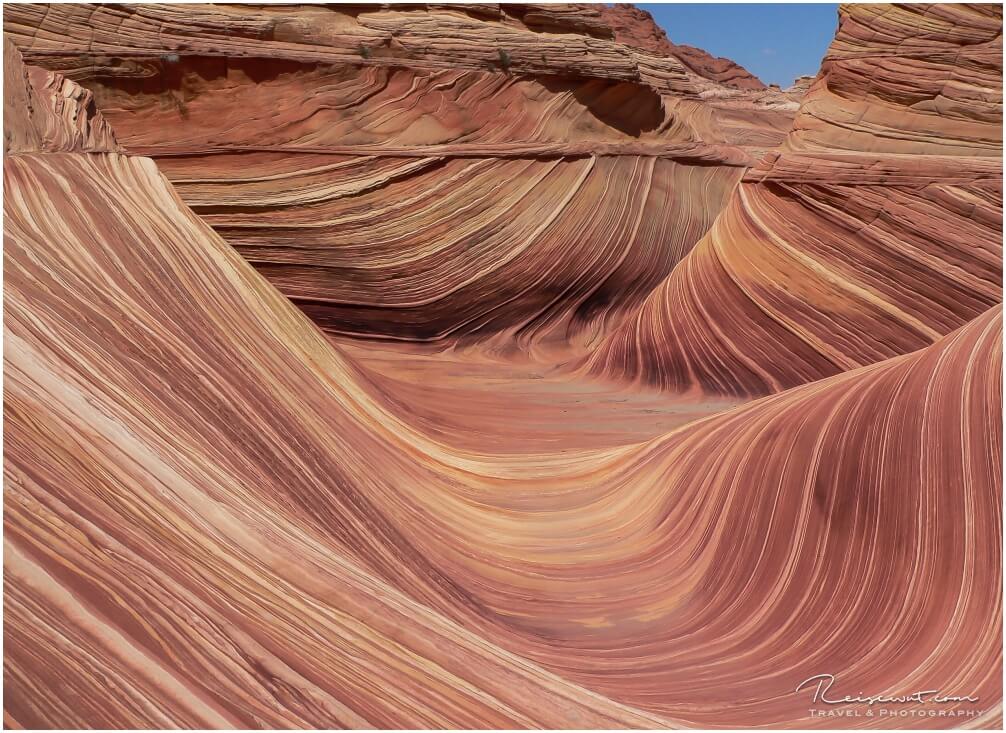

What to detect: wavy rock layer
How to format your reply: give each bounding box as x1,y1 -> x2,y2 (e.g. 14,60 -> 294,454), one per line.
4,3 -> 1003,730
4,151 -> 681,730
789,3 -> 1003,156
587,3 -> 1003,396
3,3 -> 697,98
160,152 -> 739,346
5,145 -> 1002,727
3,2 -> 792,349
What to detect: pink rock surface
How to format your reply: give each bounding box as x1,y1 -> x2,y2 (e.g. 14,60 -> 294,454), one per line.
3,4 -> 1002,730
598,3 -> 768,90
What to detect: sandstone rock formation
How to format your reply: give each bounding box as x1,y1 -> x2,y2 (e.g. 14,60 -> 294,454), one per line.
785,73 -> 816,97
5,3 -> 770,354
595,3 -> 804,152
599,3 -> 768,90
3,39 -> 121,154
586,3 -> 1003,396
3,3 -> 1003,730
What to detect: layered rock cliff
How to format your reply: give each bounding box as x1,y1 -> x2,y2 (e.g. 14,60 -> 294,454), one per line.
3,3 -> 805,353
5,3 -> 769,354
586,3 -> 1003,396
598,2 -> 768,90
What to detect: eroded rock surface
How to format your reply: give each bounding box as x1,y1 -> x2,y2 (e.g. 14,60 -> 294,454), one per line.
3,4 -> 1003,730
587,3 -> 1003,396
598,3 -> 768,90
4,2 -> 770,354
4,38 -> 121,153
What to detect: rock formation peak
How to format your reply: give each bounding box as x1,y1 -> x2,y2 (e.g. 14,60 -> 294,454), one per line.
598,3 -> 769,90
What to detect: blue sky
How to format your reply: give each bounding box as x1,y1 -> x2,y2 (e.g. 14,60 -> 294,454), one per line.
637,4 -> 840,87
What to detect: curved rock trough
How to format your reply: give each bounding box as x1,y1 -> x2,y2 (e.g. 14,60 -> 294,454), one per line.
3,3 -> 1002,729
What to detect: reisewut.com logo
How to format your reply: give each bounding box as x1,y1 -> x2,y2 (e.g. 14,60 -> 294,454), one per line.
796,673 -> 983,721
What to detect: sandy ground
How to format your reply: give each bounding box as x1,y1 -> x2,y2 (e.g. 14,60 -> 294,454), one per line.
335,337 -> 745,454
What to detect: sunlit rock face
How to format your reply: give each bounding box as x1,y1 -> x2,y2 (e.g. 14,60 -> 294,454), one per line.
788,3 -> 1002,156
596,2 -> 807,153
3,3 -> 1002,730
4,2 -> 789,355
3,39 -> 121,153
598,2 -> 768,91
586,3 -> 1002,397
